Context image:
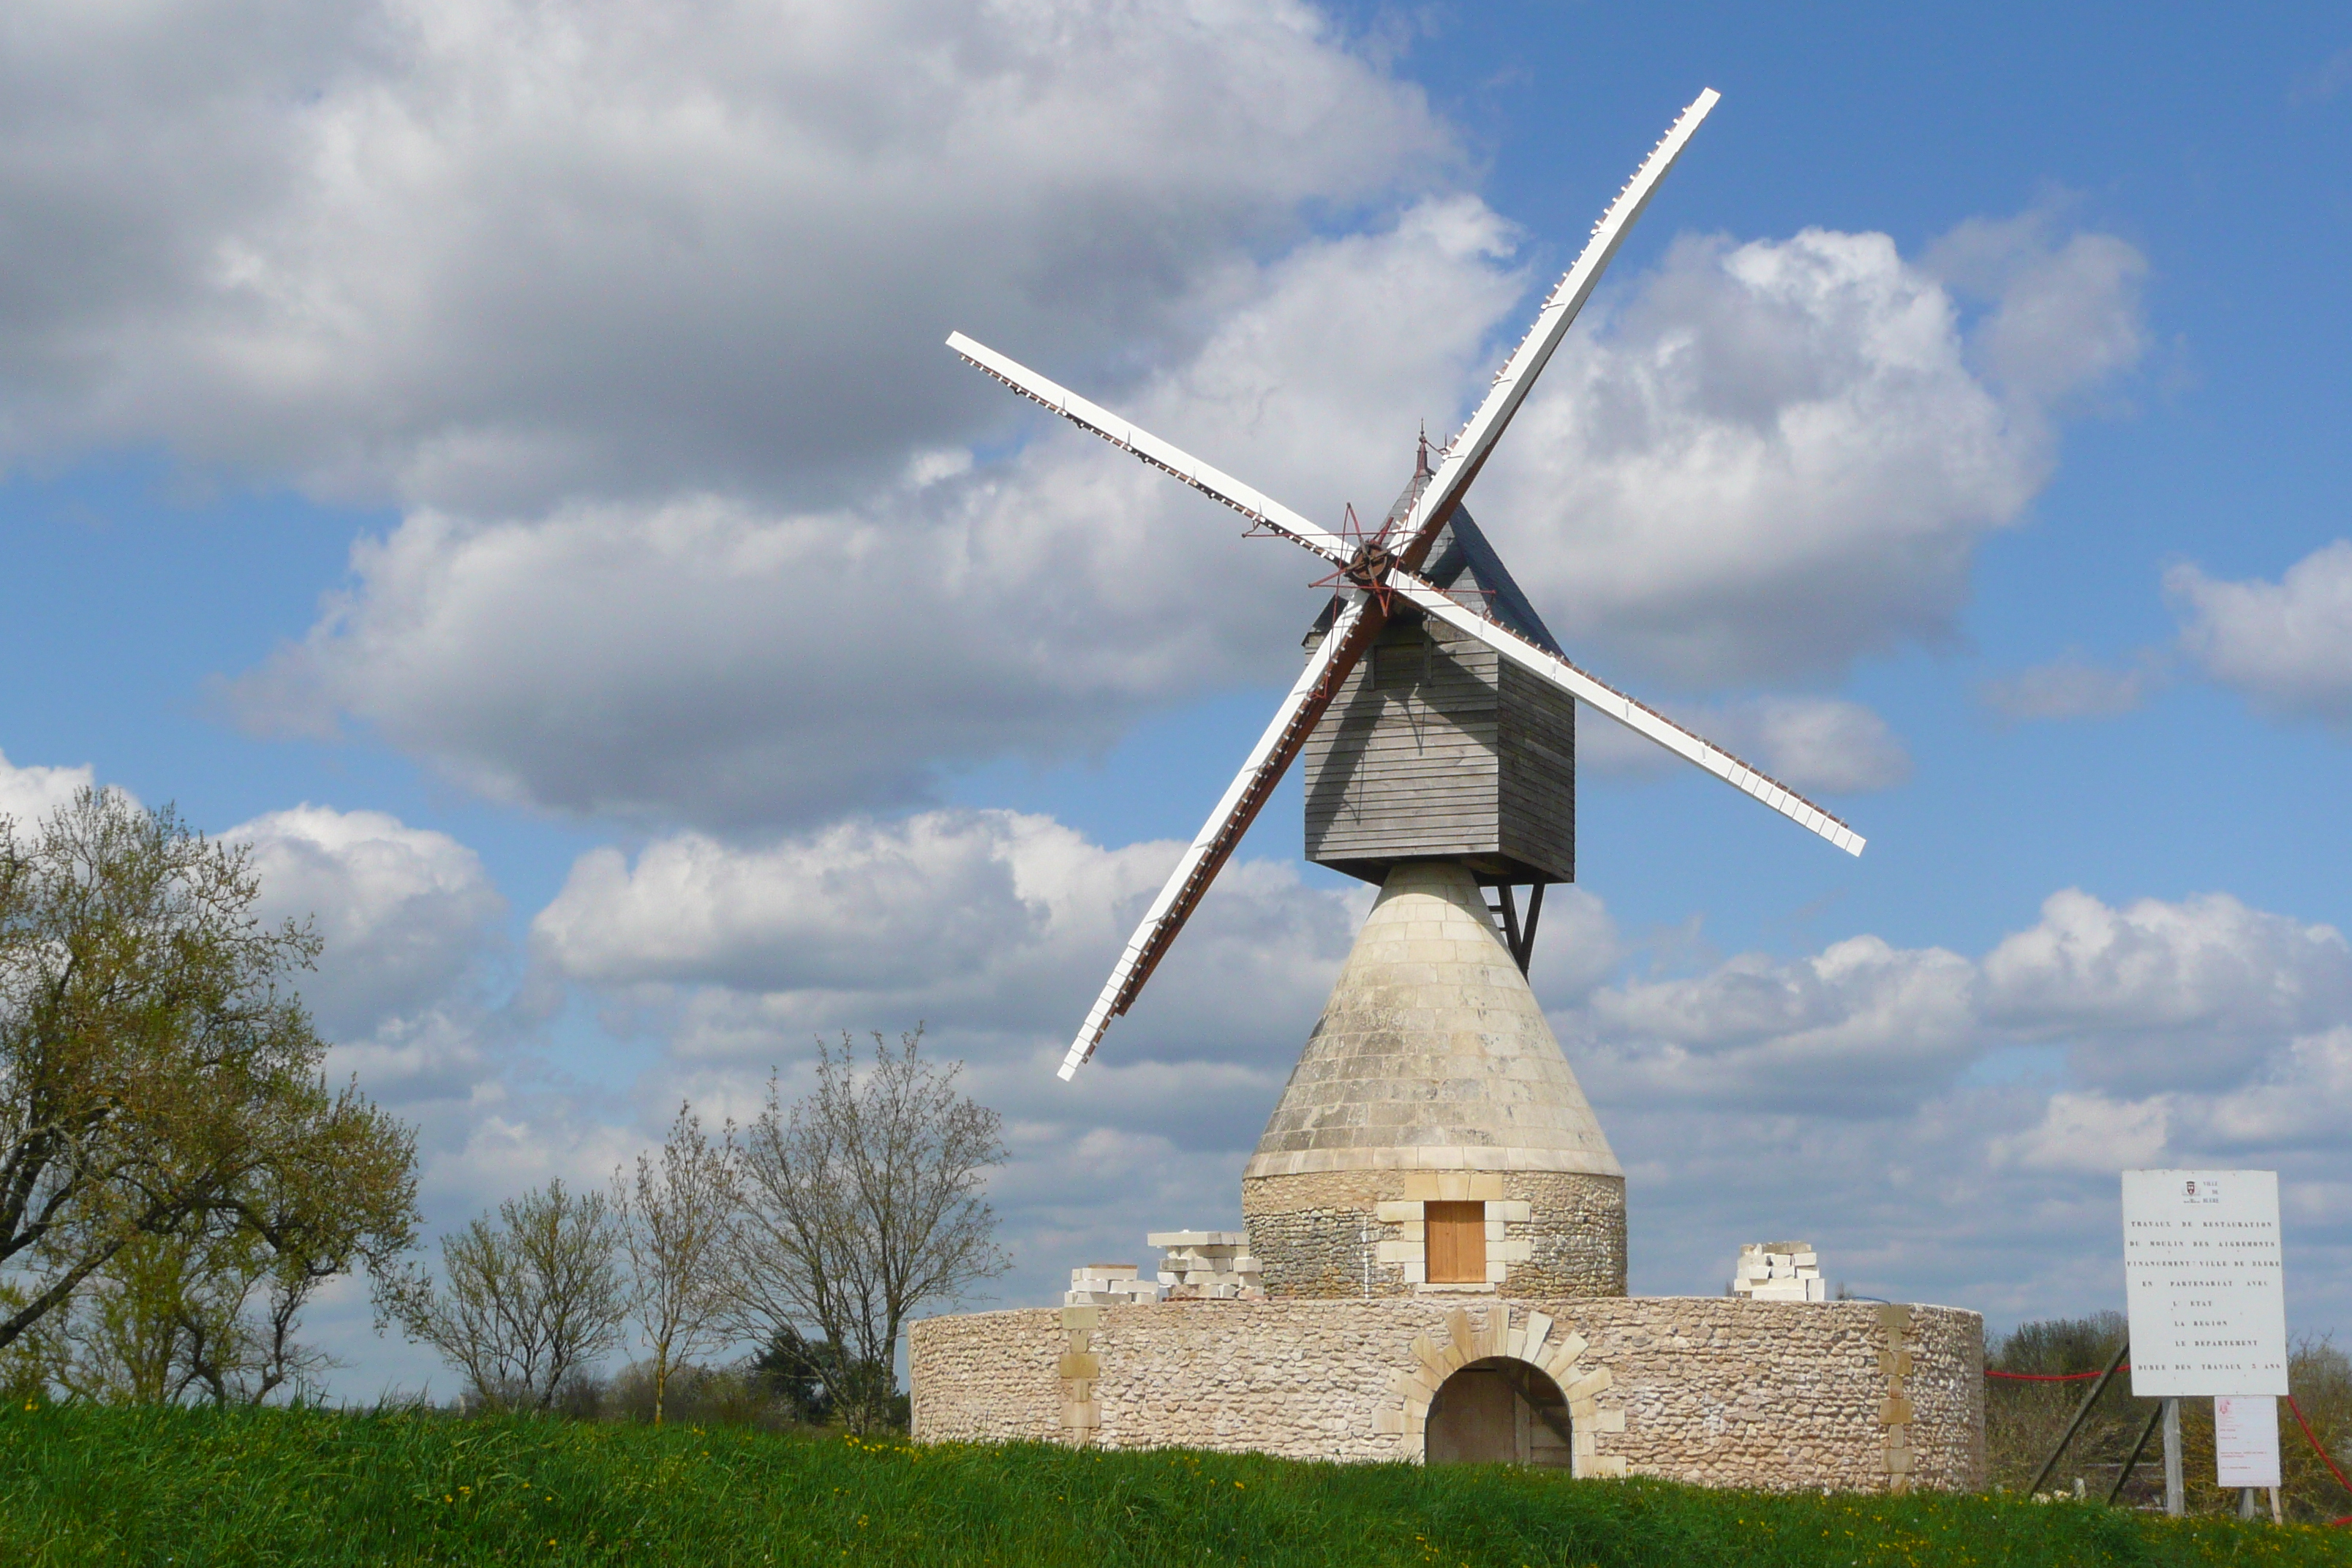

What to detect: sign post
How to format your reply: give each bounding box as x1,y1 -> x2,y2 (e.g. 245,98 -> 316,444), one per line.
2122,1170 -> 2287,1517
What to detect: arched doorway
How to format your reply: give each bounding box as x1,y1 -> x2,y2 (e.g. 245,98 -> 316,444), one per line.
1425,1357 -> 1574,1467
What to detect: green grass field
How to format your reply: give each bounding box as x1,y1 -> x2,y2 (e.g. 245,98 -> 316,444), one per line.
1,1406 -> 2342,1567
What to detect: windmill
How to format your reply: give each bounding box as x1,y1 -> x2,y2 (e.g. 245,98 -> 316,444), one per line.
949,90 -> 1866,1299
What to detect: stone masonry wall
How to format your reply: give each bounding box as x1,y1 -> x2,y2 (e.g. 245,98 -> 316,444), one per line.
1243,1170 -> 1625,1298
910,1296 -> 1983,1493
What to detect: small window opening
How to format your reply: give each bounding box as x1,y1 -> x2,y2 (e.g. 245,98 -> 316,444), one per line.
1425,1200 -> 1488,1284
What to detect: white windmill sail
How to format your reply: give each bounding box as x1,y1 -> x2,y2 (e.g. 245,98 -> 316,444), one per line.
1395,88 -> 1719,566
1388,572 -> 1865,855
949,88 -> 1861,1079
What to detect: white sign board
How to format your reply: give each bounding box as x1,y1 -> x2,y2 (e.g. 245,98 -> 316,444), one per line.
2215,1395 -> 2282,1488
2122,1169 -> 2288,1397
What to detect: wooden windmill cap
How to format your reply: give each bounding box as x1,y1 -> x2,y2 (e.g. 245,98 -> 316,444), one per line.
1243,861 -> 1621,1180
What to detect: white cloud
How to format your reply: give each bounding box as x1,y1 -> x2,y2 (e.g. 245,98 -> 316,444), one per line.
1470,220 -> 2145,687
532,807 -> 1365,1080
0,748 -> 99,829
1576,695 -> 1910,794
233,200 -> 2135,826
1976,652 -> 2158,722
2168,539 -> 2352,731
229,197 -> 1526,823
232,803 -> 508,1043
1979,889 -> 2352,1093
0,0 -> 1449,510
1989,1091 -> 2168,1173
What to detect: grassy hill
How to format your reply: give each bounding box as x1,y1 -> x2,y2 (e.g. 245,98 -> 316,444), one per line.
2,1404 -> 2342,1567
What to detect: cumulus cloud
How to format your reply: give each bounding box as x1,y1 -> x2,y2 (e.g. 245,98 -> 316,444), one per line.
2168,539 -> 2352,731
0,748 -> 99,829
532,808 -> 1365,1084
1470,220 -> 2145,687
1580,695 -> 1910,794
1989,1091 -> 2169,1173
1556,886 -> 2349,1321
1979,889 -> 2352,1092
233,804 -> 508,1040
230,197 -> 1525,822
232,197 -> 2136,826
1976,652 -> 2159,722
0,0 -> 1447,510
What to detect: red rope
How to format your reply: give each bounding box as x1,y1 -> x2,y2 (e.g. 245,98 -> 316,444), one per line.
1986,1366 -> 2127,1382
2285,1394 -> 2352,1526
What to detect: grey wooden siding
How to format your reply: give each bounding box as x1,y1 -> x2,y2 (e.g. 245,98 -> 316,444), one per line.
1303,619 -> 1575,884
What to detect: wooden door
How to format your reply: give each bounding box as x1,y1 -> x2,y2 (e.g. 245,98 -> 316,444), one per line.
1425,1201 -> 1487,1284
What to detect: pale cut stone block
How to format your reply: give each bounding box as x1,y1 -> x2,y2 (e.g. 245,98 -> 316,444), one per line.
1400,1172 -> 1443,1200
1561,1367 -> 1612,1403
1466,1174 -> 1505,1200
1403,1398 -> 1429,1421
1373,1201 -> 1419,1223
1373,1407 -> 1406,1435
1436,1172 -> 1470,1201
1497,1238 -> 1532,1262
1404,1260 -> 1426,1284
1571,1430 -> 1594,1455
1481,1311 -> 1508,1358
1504,1327 -> 1526,1361
1498,1200 -> 1532,1223
1400,1219 -> 1424,1240
1058,1352 -> 1101,1379
1485,1259 -> 1509,1284
1545,1332 -> 1588,1375
1412,1335 -> 1450,1377
1484,1219 -> 1506,1240
1389,1371 -> 1421,1401
1520,1312 -> 1553,1366
1886,1447 -> 1914,1474
1590,1455 -> 1628,1478
1568,1398 -> 1597,1420
1447,1308 -> 1476,1362
1060,1306 -> 1101,1332
1063,1401 -> 1100,1428
1881,1396 -> 1913,1425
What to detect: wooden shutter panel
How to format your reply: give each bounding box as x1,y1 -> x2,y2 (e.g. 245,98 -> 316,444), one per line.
1425,1201 -> 1487,1284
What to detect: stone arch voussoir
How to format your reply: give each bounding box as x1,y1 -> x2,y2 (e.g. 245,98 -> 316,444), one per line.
1373,1304 -> 1627,1474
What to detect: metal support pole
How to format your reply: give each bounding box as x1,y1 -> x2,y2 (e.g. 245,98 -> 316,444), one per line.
2163,1398 -> 2183,1517
2029,1337 -> 2132,1496
2107,1401 -> 2165,1504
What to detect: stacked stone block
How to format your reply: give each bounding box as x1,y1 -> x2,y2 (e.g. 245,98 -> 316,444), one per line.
1064,1264 -> 1167,1307
1732,1242 -> 1826,1303
1151,1231 -> 1264,1300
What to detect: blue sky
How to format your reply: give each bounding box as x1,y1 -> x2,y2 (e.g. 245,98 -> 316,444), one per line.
2,0 -> 2348,1398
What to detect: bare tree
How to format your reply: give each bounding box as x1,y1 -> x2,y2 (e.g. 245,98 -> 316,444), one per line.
730,1028 -> 1008,1432
379,1179 -> 628,1412
615,1101 -> 741,1424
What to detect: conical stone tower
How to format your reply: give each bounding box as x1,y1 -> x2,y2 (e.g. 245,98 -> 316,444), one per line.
1241,862 -> 1626,1299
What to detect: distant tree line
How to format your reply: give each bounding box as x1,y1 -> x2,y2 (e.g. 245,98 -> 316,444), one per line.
1,789 -> 1010,1433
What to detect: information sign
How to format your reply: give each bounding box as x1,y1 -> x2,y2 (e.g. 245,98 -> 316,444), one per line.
2215,1396 -> 2282,1488
2122,1169 -> 2287,1398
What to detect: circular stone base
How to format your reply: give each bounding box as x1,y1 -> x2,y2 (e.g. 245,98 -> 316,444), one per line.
911,1294 -> 1983,1493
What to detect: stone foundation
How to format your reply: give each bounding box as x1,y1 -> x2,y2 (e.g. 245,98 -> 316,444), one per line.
1243,1169 -> 1625,1298
911,1295 -> 1984,1493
